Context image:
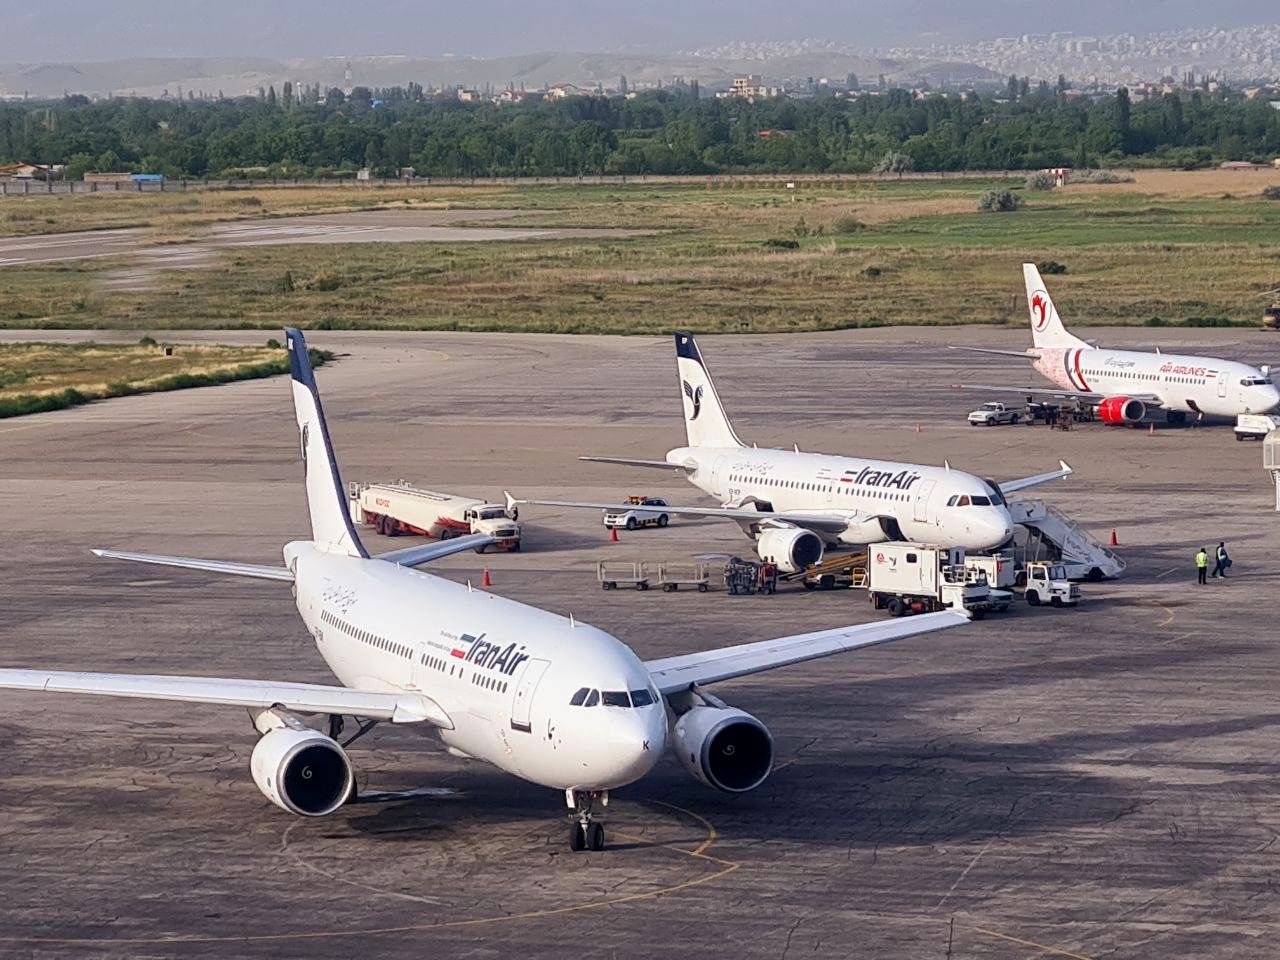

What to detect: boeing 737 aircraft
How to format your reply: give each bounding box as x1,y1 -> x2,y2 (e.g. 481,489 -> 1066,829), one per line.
954,263 -> 1280,424
510,332 -> 1072,573
0,329 -> 969,852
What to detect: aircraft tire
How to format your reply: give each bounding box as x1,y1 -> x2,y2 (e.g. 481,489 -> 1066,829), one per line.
587,823 -> 605,851
569,824 -> 586,852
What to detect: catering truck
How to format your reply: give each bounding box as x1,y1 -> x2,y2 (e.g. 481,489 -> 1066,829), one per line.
868,543 -> 1005,619
348,481 -> 522,552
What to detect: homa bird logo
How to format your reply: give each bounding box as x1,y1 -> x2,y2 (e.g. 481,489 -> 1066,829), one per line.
300,423 -> 310,471
1030,291 -> 1051,331
682,380 -> 703,420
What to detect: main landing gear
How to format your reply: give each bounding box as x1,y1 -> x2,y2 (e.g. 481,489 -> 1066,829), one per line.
566,789 -> 608,852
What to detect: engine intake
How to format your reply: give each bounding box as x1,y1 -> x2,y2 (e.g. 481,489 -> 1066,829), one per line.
1097,396 -> 1146,425
250,727 -> 353,816
756,526 -> 823,574
673,706 -> 774,793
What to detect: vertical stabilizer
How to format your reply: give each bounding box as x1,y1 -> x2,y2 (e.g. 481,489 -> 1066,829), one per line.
673,332 -> 745,449
285,329 -> 368,558
1024,263 -> 1087,349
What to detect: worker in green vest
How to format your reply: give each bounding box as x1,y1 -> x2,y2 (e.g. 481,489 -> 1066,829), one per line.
1195,547 -> 1209,585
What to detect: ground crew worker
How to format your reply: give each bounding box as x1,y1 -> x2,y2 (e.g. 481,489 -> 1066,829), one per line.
1212,541 -> 1230,578
1195,547 -> 1209,584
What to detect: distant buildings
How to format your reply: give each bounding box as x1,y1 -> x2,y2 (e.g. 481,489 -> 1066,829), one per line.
720,75 -> 782,100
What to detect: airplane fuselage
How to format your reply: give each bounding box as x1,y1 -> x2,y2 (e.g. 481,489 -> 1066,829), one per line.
666,446 -> 1013,550
1034,347 -> 1280,417
284,542 -> 667,793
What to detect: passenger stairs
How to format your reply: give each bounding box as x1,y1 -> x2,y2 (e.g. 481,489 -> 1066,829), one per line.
1008,498 -> 1126,581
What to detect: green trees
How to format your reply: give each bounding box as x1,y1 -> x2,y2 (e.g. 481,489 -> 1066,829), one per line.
0,85 -> 1275,179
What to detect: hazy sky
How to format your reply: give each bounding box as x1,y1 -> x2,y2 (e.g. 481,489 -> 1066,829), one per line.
4,0 -> 1277,61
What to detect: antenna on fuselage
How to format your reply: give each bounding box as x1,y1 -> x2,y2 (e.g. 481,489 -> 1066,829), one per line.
467,580 -> 473,593
793,443 -> 800,453
569,613 -> 577,629
944,460 -> 951,471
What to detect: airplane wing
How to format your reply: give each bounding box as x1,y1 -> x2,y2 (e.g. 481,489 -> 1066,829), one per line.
998,460 -> 1073,495
91,549 -> 293,581
949,346 -> 1042,359
645,610 -> 969,694
505,492 -> 852,535
0,670 -> 452,726
578,456 -> 695,473
951,383 -> 1164,407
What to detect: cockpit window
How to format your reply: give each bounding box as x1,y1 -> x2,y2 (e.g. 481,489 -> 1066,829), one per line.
631,688 -> 655,707
1243,377 -> 1270,386
583,689 -> 599,707
570,687 -> 588,706
956,495 -> 971,506
947,495 -> 957,506
602,690 -> 631,707
972,495 -> 991,506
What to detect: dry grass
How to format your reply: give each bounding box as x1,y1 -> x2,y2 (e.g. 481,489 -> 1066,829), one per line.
1066,168 -> 1280,198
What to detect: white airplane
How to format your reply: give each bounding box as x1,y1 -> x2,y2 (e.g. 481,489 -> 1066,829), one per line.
0,328 -> 971,852
954,263 -> 1280,424
510,332 -> 1072,573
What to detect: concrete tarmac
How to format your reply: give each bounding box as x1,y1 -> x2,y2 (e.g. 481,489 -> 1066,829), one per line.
1,327 -> 1278,959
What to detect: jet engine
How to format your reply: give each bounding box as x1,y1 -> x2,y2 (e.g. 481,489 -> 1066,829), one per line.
755,526 -> 823,573
250,726 -> 354,816
673,706 -> 774,793
1097,396 -> 1146,425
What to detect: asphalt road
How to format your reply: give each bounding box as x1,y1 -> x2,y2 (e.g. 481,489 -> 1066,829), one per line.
1,327 -> 1277,959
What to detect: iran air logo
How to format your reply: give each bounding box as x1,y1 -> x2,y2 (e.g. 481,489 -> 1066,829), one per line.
682,380 -> 703,421
1030,291 -> 1050,331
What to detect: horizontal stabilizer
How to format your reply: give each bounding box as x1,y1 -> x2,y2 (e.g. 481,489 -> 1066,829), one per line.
949,345 -> 1041,360
376,535 -> 494,567
578,456 -> 694,472
92,549 -> 293,582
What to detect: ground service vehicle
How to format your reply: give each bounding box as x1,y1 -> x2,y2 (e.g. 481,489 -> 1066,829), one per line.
1023,562 -> 1079,607
1235,414 -> 1280,441
603,496 -> 671,530
868,543 -> 995,619
968,402 -> 1020,426
350,481 -> 521,552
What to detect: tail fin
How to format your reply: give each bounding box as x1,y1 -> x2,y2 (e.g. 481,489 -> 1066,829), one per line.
286,329 -> 368,558
673,332 -> 744,449
1024,263 -> 1087,349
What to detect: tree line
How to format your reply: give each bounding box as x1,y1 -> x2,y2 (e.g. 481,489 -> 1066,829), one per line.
1,84 -> 1277,180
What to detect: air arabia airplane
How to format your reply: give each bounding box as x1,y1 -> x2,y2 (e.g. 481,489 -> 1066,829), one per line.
0,329 -> 970,852
955,263 -> 1280,425
510,332 -> 1072,574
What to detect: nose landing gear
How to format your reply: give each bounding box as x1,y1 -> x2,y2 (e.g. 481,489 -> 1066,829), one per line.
566,788 -> 608,852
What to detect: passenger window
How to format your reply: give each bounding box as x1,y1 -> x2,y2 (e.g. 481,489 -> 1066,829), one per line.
906,552 -> 918,563
631,688 -> 655,707
602,691 -> 631,707
584,689 -> 600,707
570,687 -> 589,706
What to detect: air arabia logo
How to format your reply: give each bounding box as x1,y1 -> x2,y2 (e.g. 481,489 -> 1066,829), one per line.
682,380 -> 703,421
1030,291 -> 1051,331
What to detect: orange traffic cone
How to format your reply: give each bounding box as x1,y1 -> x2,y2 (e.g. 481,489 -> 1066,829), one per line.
609,526 -> 619,543
1108,529 -> 1119,547
482,568 -> 492,587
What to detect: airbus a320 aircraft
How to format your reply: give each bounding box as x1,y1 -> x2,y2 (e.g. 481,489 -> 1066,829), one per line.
0,329 -> 970,852
511,332 -> 1072,573
954,263 -> 1280,425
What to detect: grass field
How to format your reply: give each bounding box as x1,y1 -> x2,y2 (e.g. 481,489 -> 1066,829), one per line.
0,340 -> 331,418
2,170 -> 1279,334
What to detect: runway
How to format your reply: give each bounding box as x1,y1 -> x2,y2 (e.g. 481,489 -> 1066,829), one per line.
1,327 -> 1277,958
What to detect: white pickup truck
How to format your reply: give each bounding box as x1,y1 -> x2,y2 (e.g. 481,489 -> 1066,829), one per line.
1234,413 -> 1280,441
968,402 -> 1021,426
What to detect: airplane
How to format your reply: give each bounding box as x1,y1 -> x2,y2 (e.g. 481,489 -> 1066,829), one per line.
509,332 -> 1073,574
953,263 -> 1280,425
0,328 -> 971,852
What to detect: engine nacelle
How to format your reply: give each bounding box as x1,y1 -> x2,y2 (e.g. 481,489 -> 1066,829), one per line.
1097,396 -> 1146,425
756,526 -> 823,574
250,727 -> 353,817
673,706 -> 774,793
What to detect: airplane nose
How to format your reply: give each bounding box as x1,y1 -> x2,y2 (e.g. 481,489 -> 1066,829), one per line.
605,710 -> 665,784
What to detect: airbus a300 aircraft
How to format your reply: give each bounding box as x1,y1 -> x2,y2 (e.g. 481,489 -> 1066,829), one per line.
0,329 -> 970,852
511,332 -> 1072,573
955,263 -> 1280,425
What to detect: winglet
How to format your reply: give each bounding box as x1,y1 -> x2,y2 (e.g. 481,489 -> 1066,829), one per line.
504,490 -> 521,513
1059,459 -> 1073,476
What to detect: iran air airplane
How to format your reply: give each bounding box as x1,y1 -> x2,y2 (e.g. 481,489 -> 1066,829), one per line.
510,332 -> 1072,574
0,329 -> 970,852
954,263 -> 1280,424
